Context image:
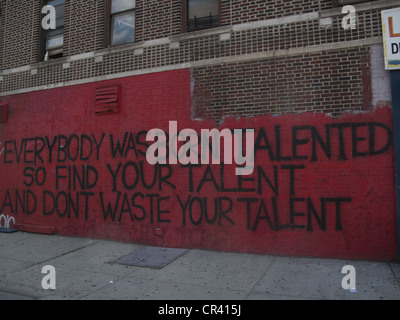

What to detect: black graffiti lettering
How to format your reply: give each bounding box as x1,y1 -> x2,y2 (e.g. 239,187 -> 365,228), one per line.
122,162 -> 140,191
147,194 -> 158,224
290,197 -> 305,229
0,189 -> 13,214
100,192 -> 170,224
106,162 -> 175,192
107,163 -> 121,192
220,163 -> 238,192
81,192 -> 94,220
237,173 -> 255,193
43,190 -> 93,220
26,190 -> 36,215
131,192 -> 146,221
241,197 -> 289,231
183,164 -> 300,196
189,196 -> 203,226
253,198 -> 274,231
351,123 -> 368,157
15,189 -> 24,214
14,140 -> 25,164
109,132 -> 142,159
204,198 -> 218,224
242,196 -> 351,232
177,194 -> 191,226
34,137 -> 45,165
247,197 -> 289,231
325,197 -> 352,231
369,122 -> 393,156
306,197 -> 326,231
55,165 -> 98,191
272,197 -> 289,231
0,122 -> 383,236
86,166 -> 98,189
137,130 -> 150,156
311,125 -> 331,161
254,127 -> 275,161
125,132 -> 138,158
4,134 -> 106,164
218,197 -> 234,226
330,123 -> 351,160
179,195 -> 234,227
253,122 -> 392,163
23,167 -> 35,187
237,198 -> 259,230
92,133 -> 105,160
281,165 -> 305,196
159,164 -> 176,191
23,167 -> 46,187
3,141 -> 13,164
22,138 -> 34,164
290,197 -> 352,231
119,192 -> 135,222
257,165 -> 278,196
56,191 -> 68,217
139,161 -> 157,189
292,126 -> 310,160
18,190 -> 36,215
57,135 -> 68,162
45,136 -> 57,163
181,164 -> 205,192
157,196 -> 171,223
67,135 -> 80,161
197,165 -> 219,192
99,191 -> 121,221
0,189 -> 37,215
110,132 -> 128,158
146,194 -> 168,224
43,191 -> 55,216
80,135 -> 92,161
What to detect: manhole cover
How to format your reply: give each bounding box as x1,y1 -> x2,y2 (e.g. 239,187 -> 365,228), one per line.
113,246 -> 189,269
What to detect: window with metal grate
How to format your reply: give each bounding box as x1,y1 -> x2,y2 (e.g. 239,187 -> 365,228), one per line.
0,103 -> 8,123
95,86 -> 120,115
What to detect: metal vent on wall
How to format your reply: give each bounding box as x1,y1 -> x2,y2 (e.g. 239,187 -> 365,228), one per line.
95,86 -> 120,115
0,103 -> 8,123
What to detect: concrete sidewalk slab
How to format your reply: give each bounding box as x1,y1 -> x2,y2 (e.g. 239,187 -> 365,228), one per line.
0,231 -> 399,300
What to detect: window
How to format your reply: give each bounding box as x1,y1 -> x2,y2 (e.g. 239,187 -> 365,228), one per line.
110,0 -> 136,46
187,0 -> 219,32
42,0 -> 65,60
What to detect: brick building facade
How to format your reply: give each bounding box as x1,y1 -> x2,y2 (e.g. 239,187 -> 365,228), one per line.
0,0 -> 398,260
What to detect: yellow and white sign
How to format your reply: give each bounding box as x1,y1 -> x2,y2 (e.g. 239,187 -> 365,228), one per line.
382,8 -> 400,70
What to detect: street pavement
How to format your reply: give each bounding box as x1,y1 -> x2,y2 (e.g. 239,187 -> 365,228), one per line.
0,231 -> 399,301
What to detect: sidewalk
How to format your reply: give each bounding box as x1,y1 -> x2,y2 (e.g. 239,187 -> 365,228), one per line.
0,231 -> 399,300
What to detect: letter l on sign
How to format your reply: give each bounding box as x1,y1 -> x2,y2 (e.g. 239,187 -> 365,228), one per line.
389,17 -> 400,38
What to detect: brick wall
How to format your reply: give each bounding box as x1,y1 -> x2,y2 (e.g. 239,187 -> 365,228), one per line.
0,69 -> 396,260
0,1 -> 394,122
136,0 -> 183,42
0,0 -> 380,68
192,47 -> 372,120
222,0 -> 333,25
64,0 -> 106,57
0,0 -> 42,70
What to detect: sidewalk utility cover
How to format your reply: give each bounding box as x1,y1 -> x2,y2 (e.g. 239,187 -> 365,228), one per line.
113,246 -> 189,269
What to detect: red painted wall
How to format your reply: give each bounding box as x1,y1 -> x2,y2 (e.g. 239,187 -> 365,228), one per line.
0,69 -> 396,260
